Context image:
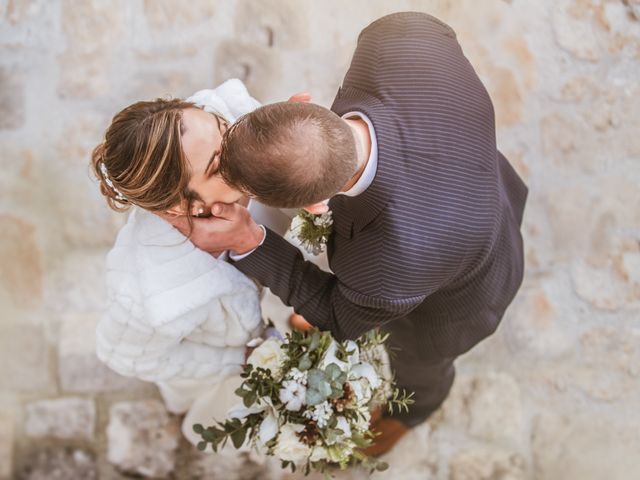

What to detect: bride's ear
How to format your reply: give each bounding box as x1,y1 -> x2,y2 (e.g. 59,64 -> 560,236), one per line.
303,202 -> 329,215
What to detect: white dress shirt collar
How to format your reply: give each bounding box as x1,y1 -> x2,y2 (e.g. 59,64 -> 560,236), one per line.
338,111 -> 378,197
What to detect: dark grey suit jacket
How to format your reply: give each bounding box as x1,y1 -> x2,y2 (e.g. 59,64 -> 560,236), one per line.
235,12 -> 528,361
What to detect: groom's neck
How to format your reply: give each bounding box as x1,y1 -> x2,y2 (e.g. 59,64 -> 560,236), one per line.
340,117 -> 371,192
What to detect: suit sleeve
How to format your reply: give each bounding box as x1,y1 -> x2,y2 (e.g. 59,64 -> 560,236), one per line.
232,228 -> 426,341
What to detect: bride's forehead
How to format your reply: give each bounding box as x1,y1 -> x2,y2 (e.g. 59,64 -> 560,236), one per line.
181,107 -> 223,139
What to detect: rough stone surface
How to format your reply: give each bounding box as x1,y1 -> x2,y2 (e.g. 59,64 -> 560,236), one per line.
0,413 -> 14,479
503,274 -> 575,359
0,66 -> 25,129
57,314 -> 147,393
449,446 -> 526,480
0,323 -> 50,393
57,0 -> 125,99
0,214 -> 43,309
106,400 -> 180,478
1,1 -> 639,479
532,411 -> 640,480
441,373 -> 525,449
178,449 -> 272,480
24,398 -> 95,440
17,447 -> 97,480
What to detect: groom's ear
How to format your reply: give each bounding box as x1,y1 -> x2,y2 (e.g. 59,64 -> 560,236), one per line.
303,202 -> 329,215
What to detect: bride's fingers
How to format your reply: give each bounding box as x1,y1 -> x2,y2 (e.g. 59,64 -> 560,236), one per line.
288,92 -> 312,103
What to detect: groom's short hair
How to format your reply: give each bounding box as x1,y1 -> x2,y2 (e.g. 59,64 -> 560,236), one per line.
219,102 -> 358,208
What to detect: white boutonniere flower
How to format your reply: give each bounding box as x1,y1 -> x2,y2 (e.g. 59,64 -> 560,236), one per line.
291,209 -> 334,256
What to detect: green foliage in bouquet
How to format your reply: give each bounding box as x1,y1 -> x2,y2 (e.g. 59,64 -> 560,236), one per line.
193,328 -> 414,477
292,209 -> 334,255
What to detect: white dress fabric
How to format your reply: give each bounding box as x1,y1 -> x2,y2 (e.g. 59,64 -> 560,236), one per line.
96,79 -> 292,446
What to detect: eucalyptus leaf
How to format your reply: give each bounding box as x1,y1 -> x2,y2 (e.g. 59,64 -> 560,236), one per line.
307,368 -> 326,388
318,380 -> 332,397
309,331 -> 321,352
231,427 -> 247,449
329,387 -> 343,399
306,388 -> 325,405
325,363 -> 342,381
298,353 -> 312,371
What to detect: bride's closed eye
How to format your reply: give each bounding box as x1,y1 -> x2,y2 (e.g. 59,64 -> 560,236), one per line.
204,150 -> 221,178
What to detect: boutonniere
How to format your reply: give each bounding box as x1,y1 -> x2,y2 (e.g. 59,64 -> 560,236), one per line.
291,209 -> 334,256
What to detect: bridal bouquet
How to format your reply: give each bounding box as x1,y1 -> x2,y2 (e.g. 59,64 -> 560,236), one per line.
193,329 -> 414,475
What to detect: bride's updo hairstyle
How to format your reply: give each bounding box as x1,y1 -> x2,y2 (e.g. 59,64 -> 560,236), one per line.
90,98 -> 196,213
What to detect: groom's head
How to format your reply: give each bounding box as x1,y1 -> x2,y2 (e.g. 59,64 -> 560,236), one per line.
219,102 -> 358,209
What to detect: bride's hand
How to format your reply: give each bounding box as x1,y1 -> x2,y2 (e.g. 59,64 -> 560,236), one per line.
288,92 -> 311,103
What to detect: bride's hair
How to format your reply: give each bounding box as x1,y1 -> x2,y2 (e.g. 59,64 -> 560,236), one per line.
90,98 -> 197,214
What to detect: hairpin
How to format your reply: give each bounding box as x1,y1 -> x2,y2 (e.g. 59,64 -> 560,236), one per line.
99,161 -> 127,201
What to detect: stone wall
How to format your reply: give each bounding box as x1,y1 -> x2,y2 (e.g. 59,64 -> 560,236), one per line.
0,0 -> 639,479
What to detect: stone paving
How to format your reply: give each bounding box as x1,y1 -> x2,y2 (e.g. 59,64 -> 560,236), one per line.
1,1 -> 639,479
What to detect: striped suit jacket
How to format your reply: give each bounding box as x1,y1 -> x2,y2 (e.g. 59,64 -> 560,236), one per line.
234,12 -> 528,361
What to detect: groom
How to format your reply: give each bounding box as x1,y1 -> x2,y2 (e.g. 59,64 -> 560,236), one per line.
169,12 -> 528,455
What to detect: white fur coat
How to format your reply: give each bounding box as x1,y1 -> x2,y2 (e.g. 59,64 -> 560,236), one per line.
96,207 -> 264,385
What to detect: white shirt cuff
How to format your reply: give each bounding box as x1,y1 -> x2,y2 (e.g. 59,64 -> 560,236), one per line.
229,225 -> 267,261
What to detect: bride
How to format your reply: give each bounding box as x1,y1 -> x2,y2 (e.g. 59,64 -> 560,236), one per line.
90,80 -> 302,446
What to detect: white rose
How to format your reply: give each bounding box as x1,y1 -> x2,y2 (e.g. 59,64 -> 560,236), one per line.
247,337 -> 285,376
310,445 -> 329,462
349,362 -> 381,389
228,397 -> 280,445
318,340 -> 349,371
274,424 -> 311,464
348,378 -> 373,405
344,340 -> 360,366
335,416 -> 352,440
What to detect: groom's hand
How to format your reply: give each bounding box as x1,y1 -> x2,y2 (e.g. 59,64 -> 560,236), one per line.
159,203 -> 265,255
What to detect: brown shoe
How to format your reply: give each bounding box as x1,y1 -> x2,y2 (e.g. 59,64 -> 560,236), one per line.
288,313 -> 313,332
361,416 -> 410,457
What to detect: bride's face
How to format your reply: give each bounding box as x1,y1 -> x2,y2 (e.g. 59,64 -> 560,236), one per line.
166,107 -> 244,217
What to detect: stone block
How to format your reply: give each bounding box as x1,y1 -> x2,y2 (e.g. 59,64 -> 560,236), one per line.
532,411 -> 640,480
178,448 -> 270,480
449,446 -> 526,480
0,413 -> 13,479
503,274 -> 575,359
17,447 -> 96,480
44,252 -> 109,314
57,314 -> 147,393
442,372 -> 525,447
0,67 -> 25,129
107,400 -> 180,478
466,373 -> 525,446
551,0 -> 603,62
143,0 -> 217,29
235,0 -> 309,50
214,41 -> 282,102
0,323 -> 50,392
24,397 -> 95,440
57,0 -> 124,99
0,214 -> 43,309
